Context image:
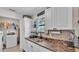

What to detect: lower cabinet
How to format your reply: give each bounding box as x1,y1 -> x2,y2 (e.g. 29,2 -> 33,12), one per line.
32,42 -> 41,52
24,40 -> 52,52
39,46 -> 52,52
24,40 -> 33,52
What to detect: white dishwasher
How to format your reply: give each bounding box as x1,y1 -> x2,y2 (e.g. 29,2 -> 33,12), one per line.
6,29 -> 17,48
0,31 -> 3,52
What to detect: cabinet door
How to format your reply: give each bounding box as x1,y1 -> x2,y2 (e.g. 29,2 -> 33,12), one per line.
51,8 -> 55,29
32,43 -> 40,52
23,40 -> 33,52
33,44 -> 52,52
54,7 -> 72,29
30,41 -> 52,52
39,46 -> 52,52
26,40 -> 33,52
23,40 -> 29,52
27,40 -> 40,52
45,8 -> 52,30
45,7 -> 72,30
67,7 -> 72,29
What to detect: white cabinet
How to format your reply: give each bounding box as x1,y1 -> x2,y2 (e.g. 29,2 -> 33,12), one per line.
45,8 -> 52,30
39,46 -> 52,52
45,8 -> 55,30
54,7 -> 72,29
23,41 -> 28,51
24,40 -> 33,52
25,40 -> 39,52
24,40 -> 52,52
32,42 -> 41,52
45,7 -> 72,30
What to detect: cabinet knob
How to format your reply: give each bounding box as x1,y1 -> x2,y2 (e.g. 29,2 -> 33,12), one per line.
31,45 -> 33,48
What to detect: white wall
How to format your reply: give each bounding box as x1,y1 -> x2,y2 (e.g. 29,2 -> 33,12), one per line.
72,8 -> 79,37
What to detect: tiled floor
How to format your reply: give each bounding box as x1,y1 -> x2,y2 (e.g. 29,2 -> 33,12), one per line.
4,45 -> 22,52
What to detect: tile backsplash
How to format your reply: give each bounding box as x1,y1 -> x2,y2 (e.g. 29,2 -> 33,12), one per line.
49,31 -> 74,42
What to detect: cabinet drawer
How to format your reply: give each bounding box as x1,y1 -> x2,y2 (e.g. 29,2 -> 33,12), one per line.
39,46 -> 52,52
25,40 -> 52,52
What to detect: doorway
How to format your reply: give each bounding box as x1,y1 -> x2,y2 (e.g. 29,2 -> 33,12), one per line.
0,17 -> 20,51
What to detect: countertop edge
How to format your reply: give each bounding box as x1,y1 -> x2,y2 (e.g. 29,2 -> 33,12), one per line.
25,38 -> 55,52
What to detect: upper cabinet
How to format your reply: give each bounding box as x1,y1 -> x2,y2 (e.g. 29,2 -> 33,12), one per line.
45,8 -> 52,30
45,7 -> 72,30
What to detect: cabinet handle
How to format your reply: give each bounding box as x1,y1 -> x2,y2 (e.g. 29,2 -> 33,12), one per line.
53,28 -> 57,30
31,46 -> 33,48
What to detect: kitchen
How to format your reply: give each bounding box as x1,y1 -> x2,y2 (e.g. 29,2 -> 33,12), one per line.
0,7 -> 79,52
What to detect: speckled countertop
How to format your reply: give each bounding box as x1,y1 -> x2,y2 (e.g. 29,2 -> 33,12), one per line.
25,38 -> 75,52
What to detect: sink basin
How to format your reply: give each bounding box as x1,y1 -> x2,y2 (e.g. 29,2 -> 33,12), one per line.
32,38 -> 43,42
36,40 -> 43,42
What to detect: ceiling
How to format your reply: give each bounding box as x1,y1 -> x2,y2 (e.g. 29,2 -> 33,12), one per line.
1,7 -> 46,16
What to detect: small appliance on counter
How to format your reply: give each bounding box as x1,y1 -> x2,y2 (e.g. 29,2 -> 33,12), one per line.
74,36 -> 79,48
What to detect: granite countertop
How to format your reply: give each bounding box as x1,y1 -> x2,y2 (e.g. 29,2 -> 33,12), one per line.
25,37 -> 75,52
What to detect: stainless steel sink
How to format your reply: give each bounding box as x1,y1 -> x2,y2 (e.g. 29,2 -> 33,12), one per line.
32,38 -> 43,42
36,40 -> 43,42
